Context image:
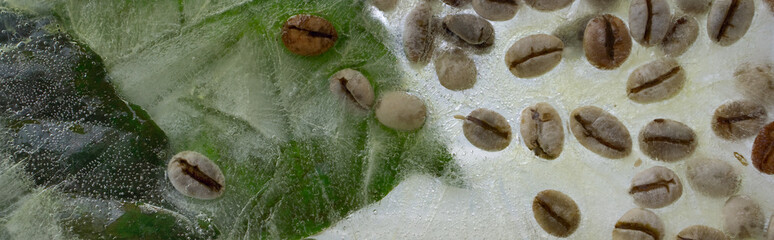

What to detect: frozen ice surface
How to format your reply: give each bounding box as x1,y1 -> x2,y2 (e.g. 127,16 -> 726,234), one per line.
2,1 -> 459,239
2,0 -> 774,239
316,0 -> 774,239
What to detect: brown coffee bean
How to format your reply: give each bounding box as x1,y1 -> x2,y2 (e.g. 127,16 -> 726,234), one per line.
403,2 -> 435,64
372,0 -> 398,11
626,58 -> 686,103
735,63 -> 774,103
583,14 -> 632,70
456,108 -> 512,151
505,34 -> 564,78
676,225 -> 728,240
532,190 -> 581,238
722,195 -> 765,239
569,106 -> 632,159
752,121 -> 774,174
281,15 -> 338,56
629,166 -> 682,209
472,0 -> 519,21
525,0 -> 573,11
675,0 -> 711,14
712,100 -> 767,140
686,158 -> 740,198
442,14 -> 495,48
435,48 -> 477,91
442,0 -> 471,8
375,92 -> 427,131
659,15 -> 699,56
628,0 -> 671,47
707,0 -> 755,46
329,68 -> 375,110
612,208 -> 664,240
639,119 -> 697,162
520,103 -> 564,159
167,151 -> 226,200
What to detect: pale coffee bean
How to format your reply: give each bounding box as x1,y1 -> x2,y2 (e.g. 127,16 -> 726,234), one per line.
167,151 -> 226,200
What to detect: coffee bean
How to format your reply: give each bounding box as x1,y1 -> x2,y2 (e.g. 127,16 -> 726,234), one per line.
752,121 -> 774,174
712,100 -> 767,140
722,195 -> 765,239
628,0 -> 671,47
375,92 -> 427,131
583,14 -> 632,70
167,151 -> 226,200
472,0 -> 519,21
455,108 -> 512,151
569,106 -> 632,159
707,0 -> 755,46
629,166 -> 682,209
676,225 -> 728,240
525,0 -> 573,11
505,34 -> 564,78
372,0 -> 399,11
686,158 -> 740,198
659,15 -> 699,56
675,0 -> 711,14
520,103 -> 564,159
442,0 -> 471,8
442,14 -> 495,48
435,48 -> 477,91
612,208 -> 664,240
403,2 -> 435,64
281,14 -> 338,56
639,119 -> 697,162
626,58 -> 685,103
532,190 -> 581,238
735,63 -> 774,103
329,69 -> 375,111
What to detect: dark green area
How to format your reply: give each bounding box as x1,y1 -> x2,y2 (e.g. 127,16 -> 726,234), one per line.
0,9 -> 168,201
0,9 -> 214,240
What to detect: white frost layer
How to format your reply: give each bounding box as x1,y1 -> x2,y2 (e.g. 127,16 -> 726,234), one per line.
317,0 -> 774,239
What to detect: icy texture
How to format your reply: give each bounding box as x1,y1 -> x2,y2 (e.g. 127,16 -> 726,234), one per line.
318,0 -> 774,239
2,1 -> 459,239
0,9 -> 215,239
0,10 -> 168,201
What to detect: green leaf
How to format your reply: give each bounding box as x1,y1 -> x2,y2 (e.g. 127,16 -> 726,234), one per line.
4,1 -> 462,238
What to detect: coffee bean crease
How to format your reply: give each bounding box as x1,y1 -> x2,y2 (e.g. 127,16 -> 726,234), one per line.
717,0 -> 740,41
644,0 -> 653,42
629,178 -> 676,194
467,115 -> 510,139
574,115 -> 627,152
509,47 -> 563,68
604,16 -> 616,60
643,136 -> 693,145
629,66 -> 682,94
177,159 -> 223,192
536,197 -> 572,230
614,222 -> 661,240
288,26 -> 335,39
